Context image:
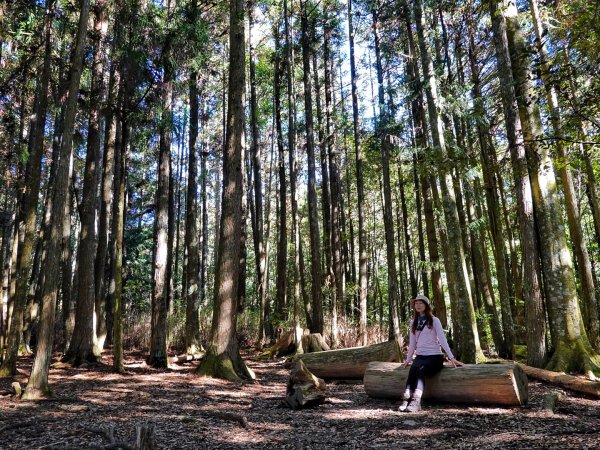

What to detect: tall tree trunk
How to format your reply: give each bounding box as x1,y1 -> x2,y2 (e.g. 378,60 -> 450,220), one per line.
400,0 -> 444,324
500,0 -> 600,375
195,0 -> 253,381
398,170 -> 417,298
60,176 -> 75,350
184,57 -> 201,353
323,5 -> 342,348
488,0 -> 546,368
528,0 -> 599,351
301,0 -> 323,334
0,1 -> 53,376
23,0 -> 91,399
312,43 -> 331,299
371,2 -> 400,344
414,0 -> 482,362
149,2 -> 175,367
64,0 -> 108,364
111,105 -> 127,375
467,18 -> 513,358
347,0 -> 368,345
248,5 -> 267,337
273,26 -> 287,344
96,36 -> 119,350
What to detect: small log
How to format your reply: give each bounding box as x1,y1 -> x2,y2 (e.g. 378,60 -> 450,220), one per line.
301,333 -> 330,353
364,362 -> 528,406
542,392 -> 563,415
518,363 -> 600,398
170,352 -> 205,364
285,360 -> 327,409
292,340 -> 400,379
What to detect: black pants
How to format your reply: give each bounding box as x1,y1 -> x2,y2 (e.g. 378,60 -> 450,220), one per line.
405,354 -> 444,392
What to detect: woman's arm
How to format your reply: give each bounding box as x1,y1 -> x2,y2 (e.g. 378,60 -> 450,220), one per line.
433,317 -> 455,360
402,323 -> 416,367
433,319 -> 464,367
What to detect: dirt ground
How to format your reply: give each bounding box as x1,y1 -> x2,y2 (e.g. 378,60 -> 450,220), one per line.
1,350 -> 599,449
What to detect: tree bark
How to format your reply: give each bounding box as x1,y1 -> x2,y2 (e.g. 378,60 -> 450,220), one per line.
148,2 -> 175,367
64,0 -> 108,365
300,0 -> 323,334
0,1 -> 53,376
195,0 -> 253,381
322,5 -> 343,349
528,0 -> 599,351
488,0 -> 546,368
273,26 -> 287,344
184,50 -> 201,354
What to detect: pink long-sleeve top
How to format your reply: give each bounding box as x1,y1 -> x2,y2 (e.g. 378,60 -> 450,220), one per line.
404,316 -> 455,363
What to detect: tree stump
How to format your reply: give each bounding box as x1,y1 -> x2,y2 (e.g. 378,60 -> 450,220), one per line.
301,333 -> 330,353
260,327 -> 305,358
11,382 -> 22,398
364,362 -> 528,406
285,360 -> 327,410
292,340 -> 401,379
542,392 -> 563,415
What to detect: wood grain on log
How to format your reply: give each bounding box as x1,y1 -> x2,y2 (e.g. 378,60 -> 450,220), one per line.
364,362 -> 528,406
293,340 -> 400,379
518,363 -> 600,398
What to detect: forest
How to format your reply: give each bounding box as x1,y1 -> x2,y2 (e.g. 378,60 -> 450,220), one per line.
1,0 -> 600,448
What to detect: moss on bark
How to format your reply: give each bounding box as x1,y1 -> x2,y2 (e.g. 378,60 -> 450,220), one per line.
546,338 -> 600,379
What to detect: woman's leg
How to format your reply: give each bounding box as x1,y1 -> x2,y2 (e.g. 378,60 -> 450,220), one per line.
407,355 -> 444,412
399,365 -> 420,411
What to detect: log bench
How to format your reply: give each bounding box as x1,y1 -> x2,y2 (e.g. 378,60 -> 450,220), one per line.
364,362 -> 528,406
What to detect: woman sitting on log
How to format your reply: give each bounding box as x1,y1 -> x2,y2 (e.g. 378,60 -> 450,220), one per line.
399,295 -> 463,412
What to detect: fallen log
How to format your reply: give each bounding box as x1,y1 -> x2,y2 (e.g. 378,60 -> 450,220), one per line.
285,360 -> 327,409
517,363 -> 600,398
364,362 -> 528,406
292,340 -> 401,379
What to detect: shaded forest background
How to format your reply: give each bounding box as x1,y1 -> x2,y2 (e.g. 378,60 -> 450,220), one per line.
1,0 -> 600,395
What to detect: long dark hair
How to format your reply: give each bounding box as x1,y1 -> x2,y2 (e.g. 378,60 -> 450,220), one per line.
411,302 -> 434,334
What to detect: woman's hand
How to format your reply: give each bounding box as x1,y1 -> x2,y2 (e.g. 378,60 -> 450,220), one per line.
401,360 -> 411,368
448,358 -> 464,367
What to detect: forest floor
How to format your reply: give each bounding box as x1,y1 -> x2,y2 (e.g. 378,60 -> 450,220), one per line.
1,350 -> 599,449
